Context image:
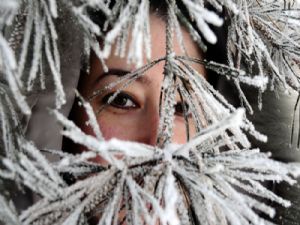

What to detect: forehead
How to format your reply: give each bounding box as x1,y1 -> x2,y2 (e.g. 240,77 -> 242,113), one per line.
83,13 -> 205,91
102,13 -> 203,68
149,14 -> 202,60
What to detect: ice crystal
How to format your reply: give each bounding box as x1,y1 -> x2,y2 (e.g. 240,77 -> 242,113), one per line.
0,0 -> 300,225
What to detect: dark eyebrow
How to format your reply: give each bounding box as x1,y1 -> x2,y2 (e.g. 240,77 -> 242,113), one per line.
94,68 -> 152,86
94,69 -> 131,85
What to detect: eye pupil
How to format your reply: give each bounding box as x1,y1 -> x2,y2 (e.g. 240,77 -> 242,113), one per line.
175,102 -> 189,117
114,95 -> 128,106
175,103 -> 183,114
102,92 -> 137,109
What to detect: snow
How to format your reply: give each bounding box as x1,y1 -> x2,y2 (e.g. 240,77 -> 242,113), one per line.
1,0 -> 300,224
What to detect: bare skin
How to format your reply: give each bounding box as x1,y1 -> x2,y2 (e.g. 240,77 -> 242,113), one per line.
69,14 -> 206,154
65,14 -> 207,224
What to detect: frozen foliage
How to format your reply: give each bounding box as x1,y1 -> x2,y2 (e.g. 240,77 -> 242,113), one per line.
0,0 -> 300,225
1,109 -> 300,224
0,0 -> 30,115
10,0 -> 65,109
226,0 -> 300,112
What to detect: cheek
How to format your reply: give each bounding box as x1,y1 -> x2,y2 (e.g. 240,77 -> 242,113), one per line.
173,119 -> 196,144
97,117 -> 128,140
171,118 -> 185,144
77,113 -> 127,165
78,109 -> 127,140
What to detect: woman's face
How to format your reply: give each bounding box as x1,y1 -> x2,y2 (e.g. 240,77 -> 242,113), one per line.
73,14 -> 206,148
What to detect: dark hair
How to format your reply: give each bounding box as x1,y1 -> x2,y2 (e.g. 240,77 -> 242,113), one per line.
204,5 -> 228,87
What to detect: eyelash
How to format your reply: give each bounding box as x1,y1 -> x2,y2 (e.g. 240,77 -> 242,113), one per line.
101,91 -> 190,117
101,91 -> 139,109
174,101 -> 191,117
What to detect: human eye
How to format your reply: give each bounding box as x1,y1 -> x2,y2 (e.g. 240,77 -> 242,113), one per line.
101,91 -> 139,109
174,101 -> 191,117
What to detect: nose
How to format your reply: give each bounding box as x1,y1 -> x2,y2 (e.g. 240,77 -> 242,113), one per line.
135,105 -> 160,146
